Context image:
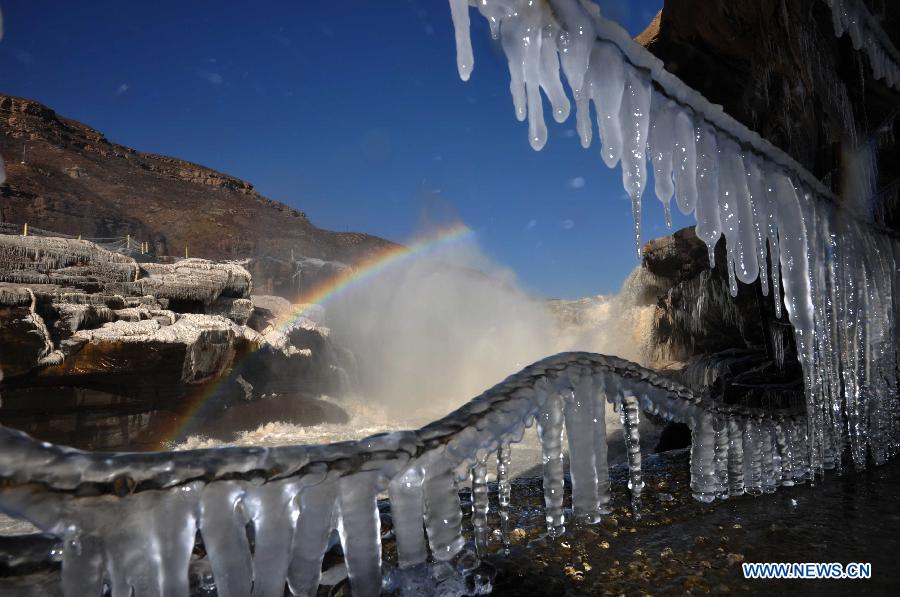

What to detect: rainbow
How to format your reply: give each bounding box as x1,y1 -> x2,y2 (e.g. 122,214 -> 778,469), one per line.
155,222 -> 475,448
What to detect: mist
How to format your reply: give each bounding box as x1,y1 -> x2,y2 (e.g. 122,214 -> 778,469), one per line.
326,233 -> 659,420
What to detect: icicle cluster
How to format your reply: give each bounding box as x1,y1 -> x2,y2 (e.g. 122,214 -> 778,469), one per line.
0,351 -> 805,596
0,234 -> 138,286
448,0 -> 900,476
824,0 -> 900,90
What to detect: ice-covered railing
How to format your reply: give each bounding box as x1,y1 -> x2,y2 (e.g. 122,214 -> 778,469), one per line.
824,0 -> 900,90
0,352 -> 806,596
447,0 -> 900,476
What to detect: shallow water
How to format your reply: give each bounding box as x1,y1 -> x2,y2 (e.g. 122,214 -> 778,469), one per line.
481,450 -> 900,596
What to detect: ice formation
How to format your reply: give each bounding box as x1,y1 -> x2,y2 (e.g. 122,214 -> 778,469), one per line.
0,352 -> 806,595
824,0 -> 900,90
0,2 -> 898,595
447,0 -> 900,479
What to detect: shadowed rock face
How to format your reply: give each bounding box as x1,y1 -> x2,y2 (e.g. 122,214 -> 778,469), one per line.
0,94 -> 399,299
642,228 -> 804,410
639,0 -> 900,229
0,235 -> 351,450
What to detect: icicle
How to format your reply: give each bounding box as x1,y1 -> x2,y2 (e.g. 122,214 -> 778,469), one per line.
823,426 -> 837,470
388,467 -> 428,569
689,410 -> 717,502
548,0 -> 595,96
539,24 -> 571,123
773,178 -> 818,477
648,92 -> 676,227
537,391 -> 566,536
694,122 -> 722,266
774,419 -> 794,487
521,3 -> 548,150
591,373 -> 611,514
619,65 -> 652,258
712,414 -> 729,499
471,459 -> 490,555
620,394 -> 643,513
764,173 -> 784,318
726,415 -> 745,496
423,461 -> 465,562
563,371 -> 601,522
745,155 -> 770,296
575,93 -> 592,148
476,0 -> 504,39
67,484 -> 202,597
448,0 -> 474,81
589,43 -> 625,168
200,482 -> 253,597
500,14 -> 528,122
496,443 -> 512,553
744,419 -> 763,496
790,420 -> 809,484
717,138 -> 759,285
672,107 -> 698,215
337,471 -> 383,597
760,422 -> 777,494
243,479 -> 305,597
287,481 -> 339,597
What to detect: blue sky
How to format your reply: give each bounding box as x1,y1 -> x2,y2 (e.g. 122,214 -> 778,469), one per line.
0,0 -> 690,298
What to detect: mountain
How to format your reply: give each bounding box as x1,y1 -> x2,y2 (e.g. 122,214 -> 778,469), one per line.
0,94 -> 399,298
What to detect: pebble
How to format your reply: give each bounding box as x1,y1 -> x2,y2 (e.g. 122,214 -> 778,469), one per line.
726,553 -> 745,566
564,566 -> 584,581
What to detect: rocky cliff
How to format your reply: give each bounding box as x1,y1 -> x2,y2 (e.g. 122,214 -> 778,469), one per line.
0,234 -> 351,450
639,0 -> 899,230
642,227 -> 804,410
0,94 -> 399,298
